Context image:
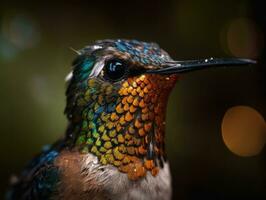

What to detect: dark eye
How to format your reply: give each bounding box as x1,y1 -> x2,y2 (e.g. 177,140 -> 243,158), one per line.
104,58 -> 128,81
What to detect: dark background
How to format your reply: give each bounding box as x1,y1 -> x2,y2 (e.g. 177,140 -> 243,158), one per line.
0,0 -> 266,199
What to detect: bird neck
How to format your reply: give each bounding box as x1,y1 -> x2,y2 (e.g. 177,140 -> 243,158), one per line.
65,75 -> 177,180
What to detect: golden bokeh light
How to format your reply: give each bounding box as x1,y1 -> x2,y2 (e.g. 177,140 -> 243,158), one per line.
221,106 -> 266,157
220,18 -> 264,59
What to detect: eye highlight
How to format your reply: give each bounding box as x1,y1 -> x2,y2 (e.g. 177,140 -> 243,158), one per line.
103,58 -> 128,81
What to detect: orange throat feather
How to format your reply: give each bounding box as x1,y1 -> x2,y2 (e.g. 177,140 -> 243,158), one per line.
67,72 -> 177,180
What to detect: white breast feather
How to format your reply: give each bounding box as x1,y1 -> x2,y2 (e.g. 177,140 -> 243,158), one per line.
80,153 -> 172,200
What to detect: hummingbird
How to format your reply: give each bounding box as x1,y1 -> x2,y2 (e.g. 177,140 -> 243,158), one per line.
7,39 -> 254,200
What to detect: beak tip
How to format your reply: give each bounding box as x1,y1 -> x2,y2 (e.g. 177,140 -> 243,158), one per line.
239,58 -> 257,65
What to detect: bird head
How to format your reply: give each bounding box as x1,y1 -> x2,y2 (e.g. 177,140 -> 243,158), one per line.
65,39 -> 254,180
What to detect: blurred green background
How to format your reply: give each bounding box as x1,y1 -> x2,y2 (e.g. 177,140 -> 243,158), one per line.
0,0 -> 266,199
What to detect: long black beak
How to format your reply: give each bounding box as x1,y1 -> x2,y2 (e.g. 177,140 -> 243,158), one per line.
146,58 -> 256,75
